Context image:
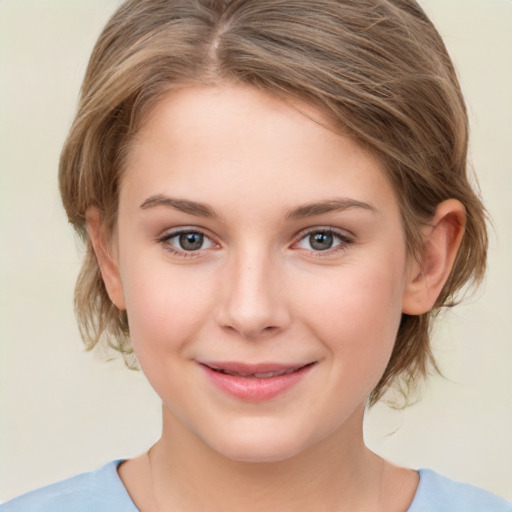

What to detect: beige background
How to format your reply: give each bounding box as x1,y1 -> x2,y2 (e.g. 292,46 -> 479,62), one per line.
1,0 -> 511,502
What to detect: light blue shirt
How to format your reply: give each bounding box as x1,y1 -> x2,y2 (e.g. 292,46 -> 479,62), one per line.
2,461 -> 511,511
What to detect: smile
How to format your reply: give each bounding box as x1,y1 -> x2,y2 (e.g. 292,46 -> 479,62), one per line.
217,368 -> 298,378
198,361 -> 316,401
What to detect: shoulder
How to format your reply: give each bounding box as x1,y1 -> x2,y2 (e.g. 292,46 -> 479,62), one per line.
0,461 -> 138,512
408,469 -> 512,512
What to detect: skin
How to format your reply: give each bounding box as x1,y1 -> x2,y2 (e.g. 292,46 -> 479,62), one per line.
88,84 -> 465,511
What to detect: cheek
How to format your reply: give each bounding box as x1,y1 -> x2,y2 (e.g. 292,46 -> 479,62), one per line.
119,258 -> 214,360
296,259 -> 406,383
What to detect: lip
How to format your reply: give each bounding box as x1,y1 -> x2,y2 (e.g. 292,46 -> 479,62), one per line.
198,361 -> 316,401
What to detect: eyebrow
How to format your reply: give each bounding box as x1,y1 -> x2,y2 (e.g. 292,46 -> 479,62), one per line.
139,194 -> 376,220
285,198 -> 377,220
140,194 -> 222,219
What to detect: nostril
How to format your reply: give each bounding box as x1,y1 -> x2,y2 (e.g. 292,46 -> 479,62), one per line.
221,323 -> 280,339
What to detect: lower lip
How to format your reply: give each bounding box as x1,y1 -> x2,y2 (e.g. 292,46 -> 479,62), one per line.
200,364 -> 315,402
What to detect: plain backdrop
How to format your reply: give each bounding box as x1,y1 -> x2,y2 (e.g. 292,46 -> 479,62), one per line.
1,0 -> 511,502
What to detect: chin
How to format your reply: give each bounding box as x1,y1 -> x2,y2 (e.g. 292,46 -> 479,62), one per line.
205,420 -> 316,464
218,440 -> 305,464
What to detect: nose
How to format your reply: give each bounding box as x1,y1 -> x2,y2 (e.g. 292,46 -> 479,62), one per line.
215,248 -> 291,340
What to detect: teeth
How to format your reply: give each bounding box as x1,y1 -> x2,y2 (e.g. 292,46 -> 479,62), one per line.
218,367 -> 299,378
254,368 -> 297,378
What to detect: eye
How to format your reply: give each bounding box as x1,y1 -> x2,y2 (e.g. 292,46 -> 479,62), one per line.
294,228 -> 352,253
158,229 -> 217,256
174,232 -> 208,251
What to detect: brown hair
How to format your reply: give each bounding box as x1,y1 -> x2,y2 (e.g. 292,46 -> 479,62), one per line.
59,0 -> 487,405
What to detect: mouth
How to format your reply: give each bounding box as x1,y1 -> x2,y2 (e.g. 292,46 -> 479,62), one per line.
198,361 -> 317,401
201,361 -> 315,377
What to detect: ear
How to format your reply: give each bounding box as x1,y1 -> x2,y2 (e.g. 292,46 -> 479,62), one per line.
86,207 -> 126,310
402,199 -> 466,315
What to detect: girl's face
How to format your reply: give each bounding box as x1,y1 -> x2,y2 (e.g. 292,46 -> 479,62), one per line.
110,84 -> 416,462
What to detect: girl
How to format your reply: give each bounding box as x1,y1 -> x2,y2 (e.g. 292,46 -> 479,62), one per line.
2,0 -> 511,510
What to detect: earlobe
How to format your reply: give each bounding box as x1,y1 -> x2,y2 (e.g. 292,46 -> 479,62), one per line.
402,199 -> 466,315
86,207 -> 126,310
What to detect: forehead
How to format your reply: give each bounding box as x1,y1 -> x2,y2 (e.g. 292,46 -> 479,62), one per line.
121,84 -> 399,222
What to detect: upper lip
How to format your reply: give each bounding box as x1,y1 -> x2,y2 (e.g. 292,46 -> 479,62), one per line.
199,361 -> 315,377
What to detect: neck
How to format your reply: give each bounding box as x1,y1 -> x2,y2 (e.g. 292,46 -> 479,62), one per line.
148,404 -> 394,511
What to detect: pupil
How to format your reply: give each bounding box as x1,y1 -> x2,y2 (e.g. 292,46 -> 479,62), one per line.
179,232 -> 203,251
310,232 -> 333,251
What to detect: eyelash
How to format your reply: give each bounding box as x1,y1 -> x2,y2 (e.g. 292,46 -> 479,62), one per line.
157,229 -> 218,259
292,228 -> 354,257
157,227 -> 353,259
